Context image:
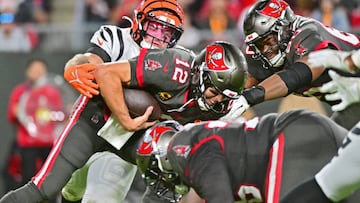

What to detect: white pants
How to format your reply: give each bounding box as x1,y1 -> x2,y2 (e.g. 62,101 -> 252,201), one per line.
62,151 -> 137,203
62,115 -> 138,203
315,121 -> 360,202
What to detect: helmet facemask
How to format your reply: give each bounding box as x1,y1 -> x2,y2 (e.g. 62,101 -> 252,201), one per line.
195,42 -> 247,113
140,14 -> 183,49
132,0 -> 184,48
197,64 -> 233,113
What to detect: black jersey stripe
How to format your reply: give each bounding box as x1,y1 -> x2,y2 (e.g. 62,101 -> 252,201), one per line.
102,27 -> 112,43
115,28 -> 124,61
87,45 -> 111,62
99,30 -> 106,42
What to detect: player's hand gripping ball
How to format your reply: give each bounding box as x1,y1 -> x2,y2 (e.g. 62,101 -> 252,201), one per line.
123,88 -> 162,121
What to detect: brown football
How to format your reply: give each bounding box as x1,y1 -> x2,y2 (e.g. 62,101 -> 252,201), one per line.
123,88 -> 162,121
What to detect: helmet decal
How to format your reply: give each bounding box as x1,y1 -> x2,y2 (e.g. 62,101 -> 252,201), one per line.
206,44 -> 228,71
138,125 -> 175,155
172,145 -> 191,158
259,0 -> 289,19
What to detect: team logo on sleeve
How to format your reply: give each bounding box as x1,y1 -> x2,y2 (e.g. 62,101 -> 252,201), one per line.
293,41 -> 308,56
145,59 -> 162,71
172,145 -> 191,158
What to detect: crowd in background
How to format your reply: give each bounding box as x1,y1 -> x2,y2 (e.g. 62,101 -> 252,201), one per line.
0,0 -> 359,52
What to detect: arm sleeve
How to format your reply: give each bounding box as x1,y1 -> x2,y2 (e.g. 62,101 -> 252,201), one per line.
87,25 -> 125,62
188,142 -> 235,203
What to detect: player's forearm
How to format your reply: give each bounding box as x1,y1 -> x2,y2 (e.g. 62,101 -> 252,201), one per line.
259,74 -> 288,100
94,64 -> 134,131
242,75 -> 287,107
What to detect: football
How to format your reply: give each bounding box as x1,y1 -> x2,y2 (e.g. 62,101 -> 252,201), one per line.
123,88 -> 162,121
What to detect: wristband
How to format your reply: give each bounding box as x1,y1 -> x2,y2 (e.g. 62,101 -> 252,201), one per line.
242,86 -> 265,106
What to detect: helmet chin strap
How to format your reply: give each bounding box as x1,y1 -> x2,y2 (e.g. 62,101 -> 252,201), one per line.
197,98 -> 210,111
196,64 -> 210,111
269,51 -> 286,67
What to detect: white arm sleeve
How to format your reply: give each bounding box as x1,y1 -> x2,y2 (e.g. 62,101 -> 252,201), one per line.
315,121 -> 360,202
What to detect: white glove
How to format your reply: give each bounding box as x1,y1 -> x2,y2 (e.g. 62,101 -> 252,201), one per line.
220,95 -> 250,121
320,70 -> 360,111
308,50 -> 353,72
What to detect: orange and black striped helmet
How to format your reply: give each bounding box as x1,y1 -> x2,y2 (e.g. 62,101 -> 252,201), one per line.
131,0 -> 184,48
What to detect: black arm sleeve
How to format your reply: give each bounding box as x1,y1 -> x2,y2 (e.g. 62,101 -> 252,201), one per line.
86,45 -> 111,62
188,142 -> 234,203
276,62 -> 313,94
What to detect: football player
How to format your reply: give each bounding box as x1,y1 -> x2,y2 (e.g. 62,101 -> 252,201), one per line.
0,41 -> 247,203
136,109 -> 360,203
280,49 -> 360,203
59,1 -> 186,202
221,0 -> 360,130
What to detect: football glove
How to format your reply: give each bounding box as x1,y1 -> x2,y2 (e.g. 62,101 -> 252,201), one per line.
307,50 -> 353,73
220,95 -> 250,121
64,64 -> 99,98
320,70 -> 360,111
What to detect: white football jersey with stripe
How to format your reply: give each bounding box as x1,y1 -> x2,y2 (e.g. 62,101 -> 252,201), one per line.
89,25 -> 140,62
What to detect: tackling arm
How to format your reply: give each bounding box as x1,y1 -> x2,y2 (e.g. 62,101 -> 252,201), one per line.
244,61 -> 324,105
63,53 -> 104,98
93,62 -> 156,131
221,61 -> 323,120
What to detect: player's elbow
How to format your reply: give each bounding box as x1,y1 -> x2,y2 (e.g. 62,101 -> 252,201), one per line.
64,54 -> 89,70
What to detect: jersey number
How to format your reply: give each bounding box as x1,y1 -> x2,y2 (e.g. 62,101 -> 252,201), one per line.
172,58 -> 190,84
323,25 -> 360,46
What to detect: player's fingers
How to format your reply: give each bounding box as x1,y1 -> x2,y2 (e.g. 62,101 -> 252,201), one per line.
83,64 -> 97,72
332,102 -> 347,112
83,79 -> 99,89
78,88 -> 93,98
325,92 -> 341,101
81,85 -> 99,96
328,70 -> 341,81
319,81 -> 337,93
144,121 -> 157,129
79,71 -> 95,81
143,106 -> 154,119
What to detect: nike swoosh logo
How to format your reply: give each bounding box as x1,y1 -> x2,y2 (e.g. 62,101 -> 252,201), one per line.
163,61 -> 169,72
97,37 -> 103,46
